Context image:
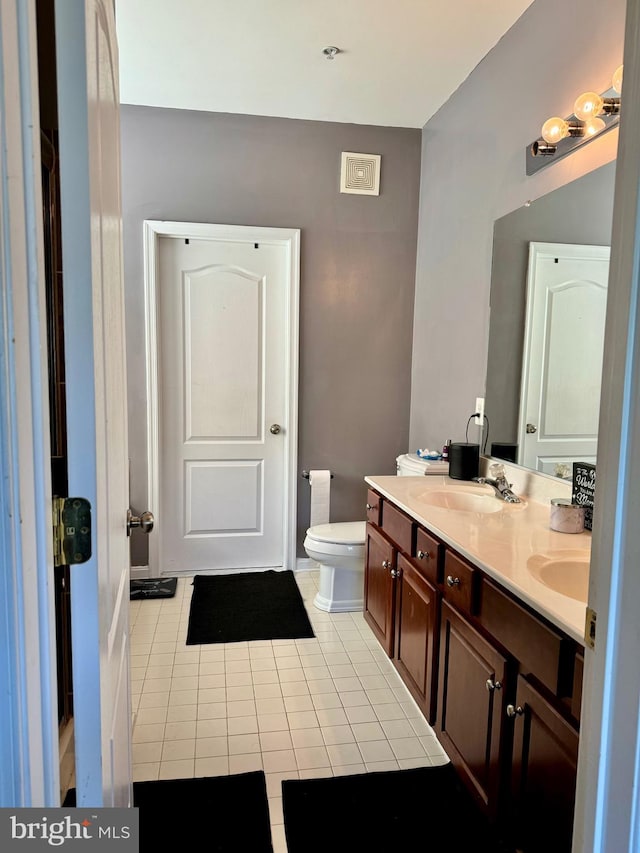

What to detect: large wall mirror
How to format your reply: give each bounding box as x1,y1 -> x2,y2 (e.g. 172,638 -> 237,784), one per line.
485,160 -> 616,477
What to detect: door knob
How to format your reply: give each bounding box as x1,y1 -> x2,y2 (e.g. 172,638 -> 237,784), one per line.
270,424 -> 281,434
526,423 -> 537,434
127,509 -> 154,536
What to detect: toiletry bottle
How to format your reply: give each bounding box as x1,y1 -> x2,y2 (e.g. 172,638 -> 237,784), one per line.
442,440 -> 450,462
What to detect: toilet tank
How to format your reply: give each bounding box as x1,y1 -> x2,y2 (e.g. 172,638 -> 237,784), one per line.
396,453 -> 449,476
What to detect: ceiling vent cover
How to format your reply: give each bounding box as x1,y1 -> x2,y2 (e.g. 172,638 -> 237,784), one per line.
340,152 -> 381,196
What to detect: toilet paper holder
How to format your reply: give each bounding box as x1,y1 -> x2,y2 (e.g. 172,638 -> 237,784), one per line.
302,470 -> 334,479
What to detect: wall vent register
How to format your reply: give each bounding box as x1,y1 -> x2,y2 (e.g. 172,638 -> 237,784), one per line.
340,152 -> 381,195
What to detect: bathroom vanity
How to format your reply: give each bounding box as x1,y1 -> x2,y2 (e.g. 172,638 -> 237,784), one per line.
363,471 -> 589,853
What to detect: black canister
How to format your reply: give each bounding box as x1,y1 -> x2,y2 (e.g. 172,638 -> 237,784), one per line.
448,442 -> 480,480
490,442 -> 518,463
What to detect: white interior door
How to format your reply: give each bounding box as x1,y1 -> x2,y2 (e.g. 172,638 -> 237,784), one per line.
55,0 -> 132,806
518,242 -> 610,474
147,223 -> 299,576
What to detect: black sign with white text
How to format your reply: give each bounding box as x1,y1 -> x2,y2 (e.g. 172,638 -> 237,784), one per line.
572,462 -> 596,531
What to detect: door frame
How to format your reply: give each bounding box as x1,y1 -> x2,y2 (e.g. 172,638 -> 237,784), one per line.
573,0 -> 640,848
0,0 -> 59,805
143,220 -> 300,576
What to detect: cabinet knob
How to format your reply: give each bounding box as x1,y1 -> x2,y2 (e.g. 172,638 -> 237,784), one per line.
390,568 -> 400,579
417,550 -> 430,560
486,678 -> 502,692
446,575 -> 461,587
506,704 -> 524,718
366,503 -> 375,511
382,560 -> 392,569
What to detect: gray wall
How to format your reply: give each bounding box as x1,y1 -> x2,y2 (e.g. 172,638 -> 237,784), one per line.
410,0 -> 626,453
120,108 -> 422,563
486,161 -> 616,447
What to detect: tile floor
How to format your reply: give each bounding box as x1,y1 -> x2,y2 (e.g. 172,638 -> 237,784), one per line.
130,568 -> 450,853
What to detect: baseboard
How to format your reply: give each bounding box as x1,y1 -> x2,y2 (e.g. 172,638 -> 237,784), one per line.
130,565 -> 150,580
131,561 -> 317,579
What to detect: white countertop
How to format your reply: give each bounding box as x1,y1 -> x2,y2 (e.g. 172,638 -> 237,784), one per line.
365,474 -> 590,644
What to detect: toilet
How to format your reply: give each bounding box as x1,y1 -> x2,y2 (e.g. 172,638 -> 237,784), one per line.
304,454 -> 448,613
304,521 -> 367,613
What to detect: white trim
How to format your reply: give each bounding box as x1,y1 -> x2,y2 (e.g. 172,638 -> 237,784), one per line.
143,220 -> 300,577
0,0 -> 59,805
143,221 -> 160,575
295,557 -> 319,573
129,565 -> 150,580
573,0 -> 640,850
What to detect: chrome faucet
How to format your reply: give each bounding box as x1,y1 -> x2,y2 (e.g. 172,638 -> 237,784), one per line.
473,463 -> 521,503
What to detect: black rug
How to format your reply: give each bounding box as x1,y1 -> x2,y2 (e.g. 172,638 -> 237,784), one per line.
186,569 -> 315,645
64,771 -> 273,852
282,764 -> 495,853
130,577 -> 177,600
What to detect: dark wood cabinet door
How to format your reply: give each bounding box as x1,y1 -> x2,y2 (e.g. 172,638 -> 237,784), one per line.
437,600 -> 509,820
394,554 -> 439,723
363,523 -> 396,656
509,675 -> 579,853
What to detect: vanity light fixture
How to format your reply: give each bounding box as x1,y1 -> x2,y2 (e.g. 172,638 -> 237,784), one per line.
526,65 -> 622,175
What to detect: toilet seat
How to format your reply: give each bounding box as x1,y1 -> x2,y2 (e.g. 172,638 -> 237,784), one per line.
305,521 -> 366,546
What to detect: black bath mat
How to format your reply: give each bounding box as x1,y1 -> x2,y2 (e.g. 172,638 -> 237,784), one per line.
130,577 -> 177,600
64,771 -> 273,852
186,569 -> 315,645
282,764 -> 494,853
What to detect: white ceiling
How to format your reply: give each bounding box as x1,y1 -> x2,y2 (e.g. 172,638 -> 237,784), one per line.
115,0 -> 533,129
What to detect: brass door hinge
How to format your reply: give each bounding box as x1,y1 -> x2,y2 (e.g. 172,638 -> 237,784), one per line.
53,497 -> 92,567
585,606 -> 597,650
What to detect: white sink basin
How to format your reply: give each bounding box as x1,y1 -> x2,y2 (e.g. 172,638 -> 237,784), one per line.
415,489 -> 505,514
527,551 -> 590,602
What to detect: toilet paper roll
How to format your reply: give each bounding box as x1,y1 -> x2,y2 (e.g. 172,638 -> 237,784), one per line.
308,469 -> 331,527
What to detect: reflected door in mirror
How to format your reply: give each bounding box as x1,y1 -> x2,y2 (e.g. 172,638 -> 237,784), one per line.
518,242 -> 609,474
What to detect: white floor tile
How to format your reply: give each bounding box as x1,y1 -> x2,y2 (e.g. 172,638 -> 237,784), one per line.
283,694 -> 314,713
161,739 -> 195,761
227,715 -> 258,735
294,746 -> 330,770
158,758 -> 194,779
262,749 -> 297,773
259,730 -> 294,752
164,720 -> 197,740
196,718 -> 227,738
228,733 -> 261,755
358,739 -> 395,763
195,736 -> 228,758
229,753 -> 263,774
290,728 -> 324,749
195,756 -> 229,777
